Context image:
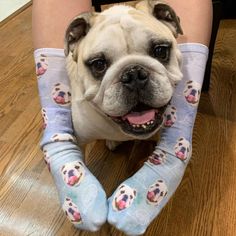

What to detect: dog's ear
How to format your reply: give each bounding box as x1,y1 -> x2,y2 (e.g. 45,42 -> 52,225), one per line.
136,0 -> 183,37
64,13 -> 92,60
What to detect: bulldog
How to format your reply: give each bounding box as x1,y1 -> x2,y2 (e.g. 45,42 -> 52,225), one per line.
148,149 -> 166,165
112,184 -> 137,211
146,179 -> 168,205
163,105 -> 177,127
61,160 -> 85,187
174,137 -> 191,161
63,197 -> 82,224
64,0 -> 183,146
184,80 -> 201,105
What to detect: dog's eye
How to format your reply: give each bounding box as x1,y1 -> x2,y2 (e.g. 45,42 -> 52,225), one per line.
151,44 -> 171,63
153,45 -> 169,61
86,57 -> 108,79
92,59 -> 106,72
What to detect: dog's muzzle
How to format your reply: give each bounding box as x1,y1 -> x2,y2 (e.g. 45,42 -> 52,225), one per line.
105,65 -> 169,136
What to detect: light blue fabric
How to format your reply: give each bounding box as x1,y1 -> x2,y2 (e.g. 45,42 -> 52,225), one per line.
34,49 -> 107,231
107,43 -> 209,235
44,142 -> 107,231
34,48 -> 74,146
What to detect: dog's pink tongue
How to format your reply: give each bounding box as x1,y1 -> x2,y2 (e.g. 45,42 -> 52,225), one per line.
123,109 -> 156,125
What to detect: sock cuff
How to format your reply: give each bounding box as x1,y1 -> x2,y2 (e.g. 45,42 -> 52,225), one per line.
178,43 -> 209,56
34,48 -> 66,58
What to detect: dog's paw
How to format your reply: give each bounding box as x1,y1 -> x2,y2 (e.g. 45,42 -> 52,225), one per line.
105,140 -> 122,151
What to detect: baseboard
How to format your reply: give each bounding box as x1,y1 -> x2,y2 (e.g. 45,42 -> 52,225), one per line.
0,0 -> 32,27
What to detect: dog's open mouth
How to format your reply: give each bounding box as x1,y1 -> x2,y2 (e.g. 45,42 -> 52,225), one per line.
109,103 -> 168,135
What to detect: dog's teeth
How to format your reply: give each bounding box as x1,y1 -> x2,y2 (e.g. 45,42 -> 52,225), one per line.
150,120 -> 154,124
142,125 -> 147,129
132,124 -> 136,128
147,122 -> 150,125
137,124 -> 140,128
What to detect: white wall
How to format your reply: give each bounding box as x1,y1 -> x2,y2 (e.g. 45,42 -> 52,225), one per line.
0,0 -> 31,23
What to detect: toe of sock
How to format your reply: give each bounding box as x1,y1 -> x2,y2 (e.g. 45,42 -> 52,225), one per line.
71,207 -> 107,232
107,200 -> 149,235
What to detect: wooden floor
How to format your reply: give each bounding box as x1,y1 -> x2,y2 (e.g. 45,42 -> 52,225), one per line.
0,4 -> 236,236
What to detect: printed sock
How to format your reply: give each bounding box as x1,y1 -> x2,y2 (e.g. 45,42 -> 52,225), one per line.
107,43 -> 209,235
34,48 -> 107,231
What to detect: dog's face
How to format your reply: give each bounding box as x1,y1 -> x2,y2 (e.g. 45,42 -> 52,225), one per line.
174,137 -> 191,161
63,197 -> 82,224
184,80 -> 201,105
35,54 -> 48,77
148,149 -> 166,165
51,133 -> 76,142
146,179 -> 168,205
41,108 -> 48,129
163,105 -> 177,127
65,1 -> 183,140
61,161 -> 85,187
52,83 -> 71,106
112,184 -> 137,211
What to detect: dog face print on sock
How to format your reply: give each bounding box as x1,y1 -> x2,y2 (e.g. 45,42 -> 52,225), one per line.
174,137 -> 191,161
63,197 -> 82,224
184,81 -> 201,105
163,105 -> 177,127
43,149 -> 50,172
52,83 -> 71,106
51,133 -> 76,142
61,161 -> 85,187
41,108 -> 48,129
112,184 -> 137,211
35,54 -> 48,77
146,180 -> 168,206
148,149 -> 166,165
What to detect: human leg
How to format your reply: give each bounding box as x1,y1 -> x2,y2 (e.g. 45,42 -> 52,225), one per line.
107,0 -> 212,235
167,0 -> 212,46
32,0 -> 107,231
32,0 -> 92,49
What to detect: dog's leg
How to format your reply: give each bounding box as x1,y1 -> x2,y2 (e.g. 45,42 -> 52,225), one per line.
34,49 -> 107,231
107,44 -> 209,235
105,140 -> 122,151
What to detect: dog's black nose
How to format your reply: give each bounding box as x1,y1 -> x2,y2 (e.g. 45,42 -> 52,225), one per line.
121,65 -> 149,90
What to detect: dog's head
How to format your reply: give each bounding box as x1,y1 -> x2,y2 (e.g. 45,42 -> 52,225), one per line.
52,83 -> 71,106
146,179 -> 168,205
174,137 -> 191,161
65,0 -> 183,139
163,105 -> 177,127
148,149 -> 166,165
61,161 -> 85,187
184,80 -> 201,105
62,197 -> 82,224
112,184 -> 137,211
